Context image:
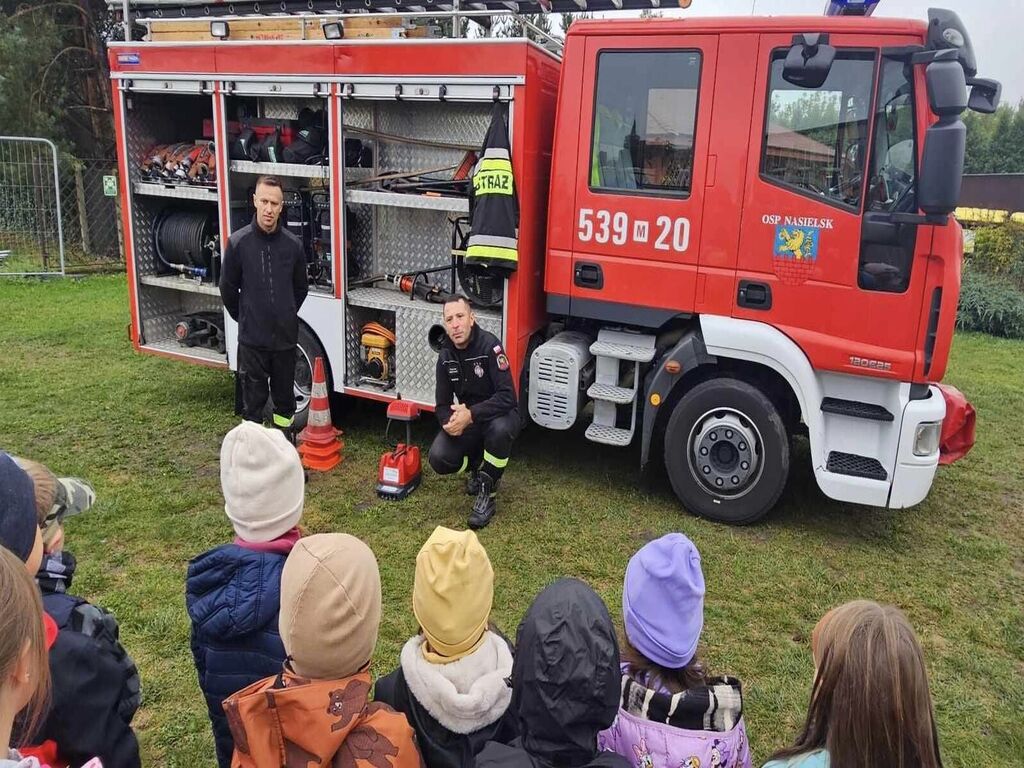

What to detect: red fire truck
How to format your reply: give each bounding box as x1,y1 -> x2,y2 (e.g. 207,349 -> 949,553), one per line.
109,1 -> 994,522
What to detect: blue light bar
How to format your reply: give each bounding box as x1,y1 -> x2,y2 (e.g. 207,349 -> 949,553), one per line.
824,0 -> 879,16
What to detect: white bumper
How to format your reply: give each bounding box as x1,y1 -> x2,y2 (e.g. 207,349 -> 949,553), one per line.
888,385 -> 946,508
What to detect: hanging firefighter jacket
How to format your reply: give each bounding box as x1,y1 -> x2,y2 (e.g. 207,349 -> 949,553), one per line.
466,104 -> 519,273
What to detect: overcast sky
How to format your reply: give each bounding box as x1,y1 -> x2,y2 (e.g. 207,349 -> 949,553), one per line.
590,0 -> 1024,105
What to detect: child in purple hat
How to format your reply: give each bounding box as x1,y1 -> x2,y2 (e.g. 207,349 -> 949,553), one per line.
599,533 -> 751,768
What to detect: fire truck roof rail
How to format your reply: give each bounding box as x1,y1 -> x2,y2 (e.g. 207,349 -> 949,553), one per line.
111,0 -> 671,28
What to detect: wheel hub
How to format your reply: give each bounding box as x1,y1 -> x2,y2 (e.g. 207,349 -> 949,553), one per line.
689,410 -> 762,498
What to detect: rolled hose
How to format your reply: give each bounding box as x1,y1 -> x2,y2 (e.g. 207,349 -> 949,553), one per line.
153,209 -> 214,279
362,322 -> 396,345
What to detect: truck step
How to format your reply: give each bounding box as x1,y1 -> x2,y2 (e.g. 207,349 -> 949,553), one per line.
821,397 -> 894,422
590,330 -> 656,363
585,423 -> 633,447
587,382 -> 636,404
826,451 -> 888,481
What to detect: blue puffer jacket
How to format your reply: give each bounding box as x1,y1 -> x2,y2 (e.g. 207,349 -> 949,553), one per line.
186,544 -> 288,768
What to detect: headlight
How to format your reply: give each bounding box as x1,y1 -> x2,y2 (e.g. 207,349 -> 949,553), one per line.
913,421 -> 942,456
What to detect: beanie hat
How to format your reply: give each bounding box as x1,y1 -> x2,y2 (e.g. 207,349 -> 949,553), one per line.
413,527 -> 494,662
221,421 -> 304,543
622,533 -> 705,669
279,533 -> 381,680
0,453 -> 39,563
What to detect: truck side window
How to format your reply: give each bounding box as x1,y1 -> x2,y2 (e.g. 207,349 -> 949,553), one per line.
859,58 -> 918,293
589,50 -> 701,197
762,51 -> 876,210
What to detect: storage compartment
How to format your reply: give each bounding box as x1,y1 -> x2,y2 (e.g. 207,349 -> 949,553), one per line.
224,94 -> 336,294
340,99 -> 504,403
125,91 -> 216,191
138,284 -> 227,364
345,306 -> 397,392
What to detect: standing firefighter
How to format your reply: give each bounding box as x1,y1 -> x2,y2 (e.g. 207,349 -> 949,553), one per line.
220,176 -> 309,433
430,296 -> 519,530
465,103 -> 518,273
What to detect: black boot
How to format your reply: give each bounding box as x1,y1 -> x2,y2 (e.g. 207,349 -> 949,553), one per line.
465,470 -> 481,496
468,474 -> 497,530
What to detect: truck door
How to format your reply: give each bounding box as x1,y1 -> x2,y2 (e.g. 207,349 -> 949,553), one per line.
736,34 -> 929,382
568,35 -> 718,325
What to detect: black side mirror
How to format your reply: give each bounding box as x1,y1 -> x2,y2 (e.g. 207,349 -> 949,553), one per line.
918,57 -> 967,218
783,33 -> 836,89
967,77 -> 1001,114
925,54 -> 967,117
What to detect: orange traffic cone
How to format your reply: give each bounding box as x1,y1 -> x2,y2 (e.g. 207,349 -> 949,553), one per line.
297,356 -> 344,471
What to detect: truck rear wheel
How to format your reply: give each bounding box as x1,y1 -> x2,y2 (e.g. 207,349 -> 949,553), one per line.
264,324 -> 328,431
663,378 -> 789,524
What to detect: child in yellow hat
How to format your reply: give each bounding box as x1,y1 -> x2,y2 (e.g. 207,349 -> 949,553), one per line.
374,526 -> 516,768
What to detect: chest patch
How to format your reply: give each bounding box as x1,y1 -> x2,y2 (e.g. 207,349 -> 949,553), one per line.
474,362 -> 485,378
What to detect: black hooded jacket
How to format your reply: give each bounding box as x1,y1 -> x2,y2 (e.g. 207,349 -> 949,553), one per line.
475,579 -> 629,768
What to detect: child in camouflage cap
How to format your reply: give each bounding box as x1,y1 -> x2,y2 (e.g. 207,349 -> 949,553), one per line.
13,457 -> 142,768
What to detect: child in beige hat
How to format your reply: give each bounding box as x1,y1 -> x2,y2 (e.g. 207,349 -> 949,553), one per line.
223,533 -> 422,768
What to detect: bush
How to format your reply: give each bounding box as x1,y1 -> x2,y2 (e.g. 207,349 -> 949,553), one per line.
969,221 -> 1024,284
957,266 -> 1024,338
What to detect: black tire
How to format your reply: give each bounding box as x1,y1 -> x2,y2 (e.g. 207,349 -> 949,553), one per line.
663,378 -> 789,524
264,323 -> 328,431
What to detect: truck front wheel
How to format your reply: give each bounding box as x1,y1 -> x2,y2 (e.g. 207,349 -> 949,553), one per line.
663,378 -> 789,524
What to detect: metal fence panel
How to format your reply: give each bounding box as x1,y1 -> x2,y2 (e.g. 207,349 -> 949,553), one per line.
0,136 -> 65,276
60,157 -> 124,270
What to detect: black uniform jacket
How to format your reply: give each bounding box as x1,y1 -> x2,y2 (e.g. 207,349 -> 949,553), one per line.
435,325 -> 517,427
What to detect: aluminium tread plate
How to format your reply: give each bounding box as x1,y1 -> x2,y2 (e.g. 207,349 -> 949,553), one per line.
590,340 -> 656,363
133,181 -> 219,201
584,423 -> 633,447
230,160 -> 332,179
140,274 -> 221,296
142,338 -> 228,366
346,287 -> 500,322
345,189 -> 469,213
587,382 -> 635,404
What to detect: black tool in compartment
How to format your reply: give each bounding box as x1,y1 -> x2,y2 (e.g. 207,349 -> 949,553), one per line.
309,191 -> 334,288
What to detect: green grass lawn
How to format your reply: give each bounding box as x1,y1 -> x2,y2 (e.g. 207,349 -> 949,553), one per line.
1,274 -> 1022,767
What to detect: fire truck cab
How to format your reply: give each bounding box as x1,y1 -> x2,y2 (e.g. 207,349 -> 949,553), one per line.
109,2 -> 994,523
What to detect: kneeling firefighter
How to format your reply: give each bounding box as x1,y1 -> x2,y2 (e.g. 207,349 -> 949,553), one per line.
429,295 -> 519,530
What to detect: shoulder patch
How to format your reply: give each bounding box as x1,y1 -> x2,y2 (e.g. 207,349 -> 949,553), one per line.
496,353 -> 510,371
493,344 -> 503,354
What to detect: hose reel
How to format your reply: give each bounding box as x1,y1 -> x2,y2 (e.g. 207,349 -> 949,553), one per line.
153,209 -> 219,282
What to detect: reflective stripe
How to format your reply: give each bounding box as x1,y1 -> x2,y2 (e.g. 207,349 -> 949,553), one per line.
273,413 -> 294,428
482,147 -> 511,160
457,456 -> 469,475
469,234 -> 518,249
483,450 -> 509,469
466,244 -> 517,262
477,158 -> 512,172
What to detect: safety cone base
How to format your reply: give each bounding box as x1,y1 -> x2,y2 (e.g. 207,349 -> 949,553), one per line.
298,440 -> 345,460
301,452 -> 343,472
